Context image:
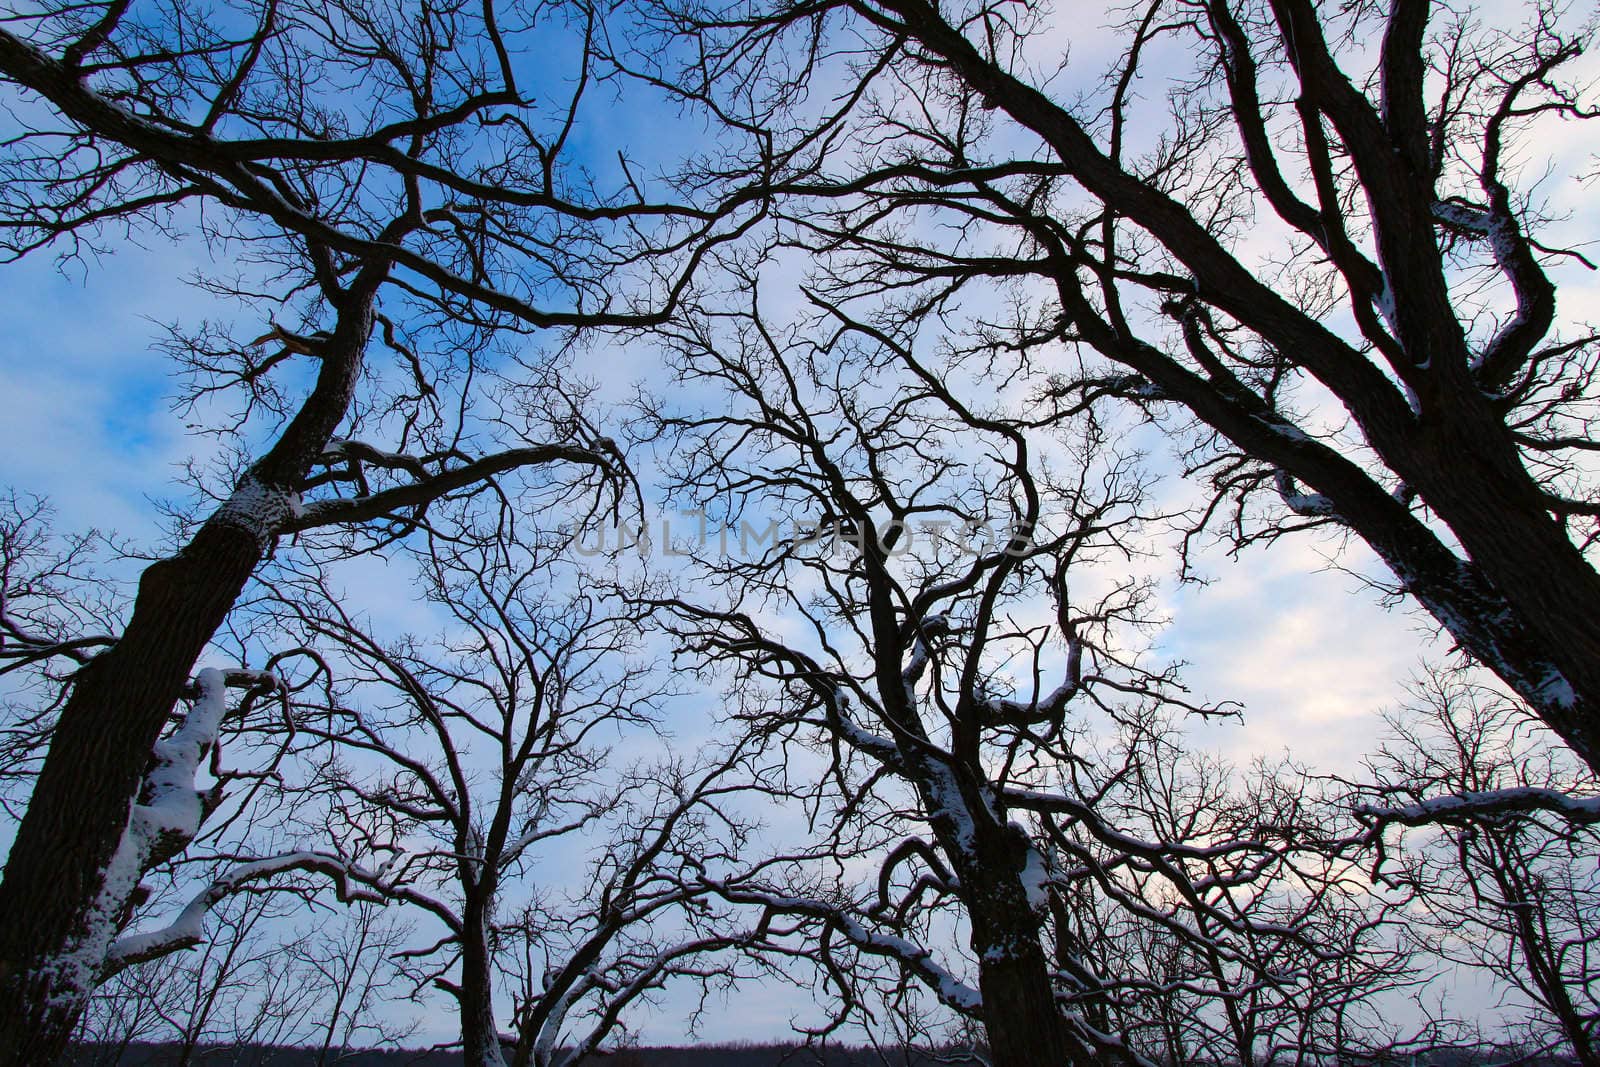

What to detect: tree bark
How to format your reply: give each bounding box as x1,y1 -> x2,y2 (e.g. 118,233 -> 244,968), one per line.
0,280 -> 379,1062
973,929 -> 1090,1067
459,896 -> 506,1067
1397,411 -> 1600,769
0,520 -> 264,1062
930,775 -> 1102,1067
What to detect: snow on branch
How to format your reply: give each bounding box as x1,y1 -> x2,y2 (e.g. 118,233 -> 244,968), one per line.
899,614 -> 948,703
825,701 -> 903,768
1004,787 -> 1278,863
1357,786 -> 1600,829
51,668 -> 281,997
102,850 -> 389,975
315,438 -> 431,482
980,635 -> 1083,726
1430,199 -> 1493,235
213,475 -> 305,552
699,879 -> 983,1015
1273,470 -> 1338,518
143,670 -> 279,850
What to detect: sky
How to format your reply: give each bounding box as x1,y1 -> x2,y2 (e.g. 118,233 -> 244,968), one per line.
1,0 -> 1597,1051
0,241 -> 212,538
0,197 -> 1444,1051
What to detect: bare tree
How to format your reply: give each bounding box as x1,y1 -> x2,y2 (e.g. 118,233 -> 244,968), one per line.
629,290 -> 1409,1065
234,496 -> 782,1067
1360,673 -> 1600,1064
0,0 -> 767,1052
1039,722 -> 1420,1065
75,895 -> 414,1065
0,493 -> 124,808
68,954 -> 176,1067
288,901 -> 420,1065
621,0 -> 1600,776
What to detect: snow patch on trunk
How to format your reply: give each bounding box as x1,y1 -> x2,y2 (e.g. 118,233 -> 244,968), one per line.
1016,829 -> 1051,916
214,475 -> 300,550
43,668 -> 276,1001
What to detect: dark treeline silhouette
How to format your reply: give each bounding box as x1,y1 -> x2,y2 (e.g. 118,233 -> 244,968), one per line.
61,1041 -> 1589,1067
65,1044 -> 978,1067
65,1043 -> 1600,1067
63,1045 -> 460,1067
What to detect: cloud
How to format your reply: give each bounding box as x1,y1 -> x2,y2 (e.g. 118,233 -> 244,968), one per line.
0,236 -> 227,539
1157,535 -> 1443,773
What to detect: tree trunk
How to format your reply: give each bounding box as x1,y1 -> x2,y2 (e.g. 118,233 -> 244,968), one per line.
949,811 -> 1102,1067
0,519 -> 264,1063
975,936 -> 1089,1067
0,282 -> 377,1062
460,899 -> 506,1067
1405,415 -> 1600,771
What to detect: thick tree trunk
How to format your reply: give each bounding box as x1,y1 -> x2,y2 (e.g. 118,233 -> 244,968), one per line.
1404,415 -> 1600,770
459,899 -> 507,1067
944,802 -> 1102,1067
0,519 -> 264,1063
0,283 -> 377,1063
974,935 -> 1088,1067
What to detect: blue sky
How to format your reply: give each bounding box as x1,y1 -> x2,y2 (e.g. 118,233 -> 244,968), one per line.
0,240 -> 215,537
2,0 -> 1598,1049
0,216 -> 1445,1049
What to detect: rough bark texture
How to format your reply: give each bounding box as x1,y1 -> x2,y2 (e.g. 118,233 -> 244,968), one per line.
1400,417 -> 1600,765
942,793 -> 1107,1067
976,947 -> 1086,1067
885,675 -> 1100,1064
0,522 -> 263,1062
962,844 -> 1096,1067
459,897 -> 505,1067
0,285 -> 379,1062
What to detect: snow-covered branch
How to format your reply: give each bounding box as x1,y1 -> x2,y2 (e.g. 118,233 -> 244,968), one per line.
102,851 -> 390,975
1273,470 -> 1338,519
1357,786 -> 1600,829
699,879 -> 983,1015
52,668 -> 281,995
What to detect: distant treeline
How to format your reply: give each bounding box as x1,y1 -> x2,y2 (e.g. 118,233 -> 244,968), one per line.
65,1043 -> 1600,1067
63,1043 -> 983,1067
59,1043 -> 1588,1067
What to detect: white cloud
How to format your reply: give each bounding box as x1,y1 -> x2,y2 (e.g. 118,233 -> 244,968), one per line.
1157,535 -> 1442,773
0,236 -> 227,538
